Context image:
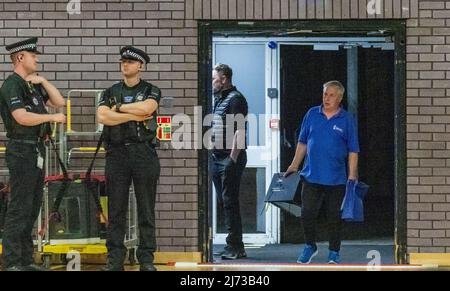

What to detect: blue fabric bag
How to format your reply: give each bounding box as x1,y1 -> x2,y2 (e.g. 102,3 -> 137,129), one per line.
341,180 -> 369,222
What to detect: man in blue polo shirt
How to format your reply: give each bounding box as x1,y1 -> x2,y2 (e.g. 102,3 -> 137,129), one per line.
285,80 -> 359,264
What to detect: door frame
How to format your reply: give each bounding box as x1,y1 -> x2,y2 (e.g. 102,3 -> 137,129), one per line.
210,36 -> 394,246
198,20 -> 407,264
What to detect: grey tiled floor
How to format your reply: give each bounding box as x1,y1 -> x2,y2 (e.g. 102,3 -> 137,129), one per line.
213,240 -> 395,265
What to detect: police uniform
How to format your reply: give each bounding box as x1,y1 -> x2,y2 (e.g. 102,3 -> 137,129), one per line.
0,38 -> 50,270
99,46 -> 161,271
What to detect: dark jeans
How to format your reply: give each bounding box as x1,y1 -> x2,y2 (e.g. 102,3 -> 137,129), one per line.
105,143 -> 160,266
211,151 -> 247,250
301,181 -> 346,252
3,141 -> 44,268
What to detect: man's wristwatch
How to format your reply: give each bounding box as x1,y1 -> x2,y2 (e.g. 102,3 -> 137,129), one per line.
115,103 -> 122,113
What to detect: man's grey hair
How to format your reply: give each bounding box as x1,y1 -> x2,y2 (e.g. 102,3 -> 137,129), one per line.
213,63 -> 233,82
323,80 -> 345,97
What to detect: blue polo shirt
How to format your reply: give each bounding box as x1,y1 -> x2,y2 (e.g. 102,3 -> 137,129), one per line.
298,105 -> 360,186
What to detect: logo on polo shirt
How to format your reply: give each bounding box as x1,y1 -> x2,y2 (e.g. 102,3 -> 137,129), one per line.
333,125 -> 343,133
136,93 -> 144,101
123,96 -> 134,103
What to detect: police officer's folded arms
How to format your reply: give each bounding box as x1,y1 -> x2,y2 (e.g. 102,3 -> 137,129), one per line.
97,46 -> 161,272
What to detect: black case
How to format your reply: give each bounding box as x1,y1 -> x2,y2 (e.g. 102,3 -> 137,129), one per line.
265,172 -> 303,217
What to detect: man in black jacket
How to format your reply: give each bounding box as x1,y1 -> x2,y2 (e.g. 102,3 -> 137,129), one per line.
210,64 -> 248,260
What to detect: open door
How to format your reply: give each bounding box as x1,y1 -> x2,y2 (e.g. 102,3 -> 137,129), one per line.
211,38 -> 279,247
280,42 -> 396,264
280,44 -> 347,242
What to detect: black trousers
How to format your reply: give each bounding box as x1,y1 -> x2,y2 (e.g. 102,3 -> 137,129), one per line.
3,141 -> 44,268
301,181 -> 346,252
211,151 -> 247,250
105,143 -> 160,266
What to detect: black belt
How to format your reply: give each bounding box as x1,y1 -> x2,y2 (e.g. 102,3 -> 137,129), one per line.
212,149 -> 246,160
9,139 -> 41,145
212,152 -> 231,160
110,141 -> 155,148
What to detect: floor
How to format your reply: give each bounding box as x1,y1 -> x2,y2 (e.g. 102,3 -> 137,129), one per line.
37,240 -> 444,271
49,263 -> 430,271
0,239 -> 450,271
213,240 -> 396,265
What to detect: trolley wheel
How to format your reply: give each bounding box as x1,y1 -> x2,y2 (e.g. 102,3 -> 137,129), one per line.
128,248 -> 137,266
42,254 -> 52,269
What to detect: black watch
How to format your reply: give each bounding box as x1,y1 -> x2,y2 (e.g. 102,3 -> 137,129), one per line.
115,103 -> 122,113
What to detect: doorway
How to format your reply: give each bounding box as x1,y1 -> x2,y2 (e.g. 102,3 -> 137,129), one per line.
199,20 -> 407,264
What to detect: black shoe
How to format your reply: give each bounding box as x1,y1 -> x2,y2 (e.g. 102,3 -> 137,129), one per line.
5,266 -> 26,271
140,263 -> 157,271
213,245 -> 233,256
101,263 -> 124,271
23,264 -> 49,271
221,248 -> 247,260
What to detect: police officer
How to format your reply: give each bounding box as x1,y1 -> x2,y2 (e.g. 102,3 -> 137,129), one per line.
97,46 -> 161,271
211,64 -> 248,260
0,37 -> 66,271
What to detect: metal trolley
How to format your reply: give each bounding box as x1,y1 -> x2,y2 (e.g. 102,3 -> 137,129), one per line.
39,90 -> 139,268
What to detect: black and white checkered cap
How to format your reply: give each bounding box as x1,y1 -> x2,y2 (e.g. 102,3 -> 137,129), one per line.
6,37 -> 41,54
120,46 -> 150,64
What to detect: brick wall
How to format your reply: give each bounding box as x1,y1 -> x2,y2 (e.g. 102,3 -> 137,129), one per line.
0,0 -> 450,255
406,0 -> 450,253
0,0 -> 199,253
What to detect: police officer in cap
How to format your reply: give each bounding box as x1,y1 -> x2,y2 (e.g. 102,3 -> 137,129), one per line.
0,37 -> 66,271
97,46 -> 161,271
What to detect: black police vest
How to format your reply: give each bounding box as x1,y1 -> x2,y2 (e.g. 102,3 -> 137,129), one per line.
11,83 -> 50,140
103,83 -> 158,146
212,89 -> 245,151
